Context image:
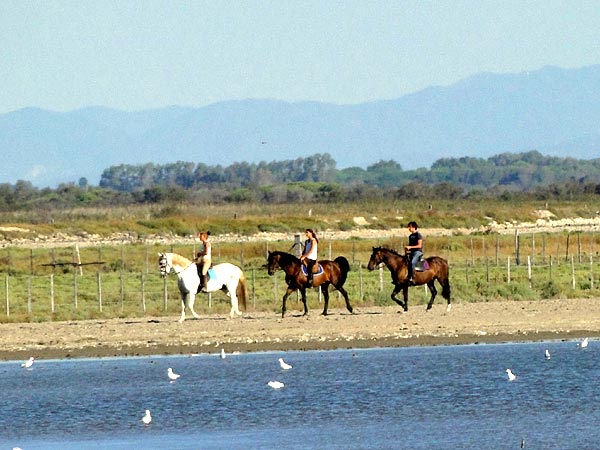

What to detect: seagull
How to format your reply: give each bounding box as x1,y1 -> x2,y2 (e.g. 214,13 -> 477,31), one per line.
141,409 -> 152,425
220,348 -> 226,359
279,358 -> 292,370
267,380 -> 285,389
578,337 -> 589,348
545,349 -> 551,360
167,368 -> 180,381
21,357 -> 34,369
506,368 -> 516,381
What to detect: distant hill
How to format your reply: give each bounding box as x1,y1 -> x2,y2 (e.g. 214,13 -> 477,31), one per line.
2,64 -> 600,187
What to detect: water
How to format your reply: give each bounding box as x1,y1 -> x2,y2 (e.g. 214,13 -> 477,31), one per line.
0,340 -> 597,449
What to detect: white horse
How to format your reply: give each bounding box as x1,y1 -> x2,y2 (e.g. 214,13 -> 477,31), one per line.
158,252 -> 247,322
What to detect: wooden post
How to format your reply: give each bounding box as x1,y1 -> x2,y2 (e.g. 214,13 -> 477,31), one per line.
565,233 -> 570,263
590,255 -> 594,290
549,255 -> 553,282
5,274 -> 9,317
507,256 -> 511,284
378,266 -> 384,292
73,268 -> 78,309
541,234 -> 546,264
120,270 -> 124,312
359,263 -> 364,301
75,244 -> 83,275
98,271 -> 103,313
514,229 -> 520,266
50,274 -> 55,313
163,277 -> 168,311
571,255 -> 576,289
252,267 -> 256,310
527,256 -> 532,288
27,275 -> 32,314
140,273 -> 145,313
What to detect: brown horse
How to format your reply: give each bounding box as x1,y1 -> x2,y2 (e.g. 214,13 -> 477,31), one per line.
267,250 -> 353,318
367,247 -> 451,312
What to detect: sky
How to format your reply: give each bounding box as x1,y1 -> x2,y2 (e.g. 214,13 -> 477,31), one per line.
2,0 -> 600,114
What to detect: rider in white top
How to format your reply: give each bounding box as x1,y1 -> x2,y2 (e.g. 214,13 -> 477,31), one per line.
300,228 -> 318,287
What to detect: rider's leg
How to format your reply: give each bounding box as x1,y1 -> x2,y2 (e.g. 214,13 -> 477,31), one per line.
201,259 -> 210,290
306,259 -> 316,286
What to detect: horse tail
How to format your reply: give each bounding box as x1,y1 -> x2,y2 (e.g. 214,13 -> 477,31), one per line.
334,256 -> 351,285
236,270 -> 248,311
442,278 -> 451,301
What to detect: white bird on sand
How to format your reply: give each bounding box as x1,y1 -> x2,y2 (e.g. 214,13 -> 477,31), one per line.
578,337 -> 589,348
21,357 -> 34,369
167,367 -> 180,381
141,409 -> 152,425
220,348 -> 226,359
268,380 -> 285,389
545,349 -> 551,360
506,369 -> 516,381
279,358 -> 292,370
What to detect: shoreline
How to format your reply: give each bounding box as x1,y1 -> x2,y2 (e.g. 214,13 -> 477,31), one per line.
1,299 -> 598,361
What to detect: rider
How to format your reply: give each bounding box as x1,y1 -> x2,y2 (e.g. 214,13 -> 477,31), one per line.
196,231 -> 212,292
404,221 -> 423,284
300,228 -> 318,287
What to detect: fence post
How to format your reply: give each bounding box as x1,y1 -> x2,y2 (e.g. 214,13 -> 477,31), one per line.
98,271 -> 103,313
50,274 -> 55,313
527,256 -> 532,288
27,275 -> 32,314
252,267 -> 256,309
507,256 -> 511,284
359,263 -> 364,301
378,266 -> 384,292
73,269 -> 78,309
590,255 -> 594,290
141,273 -> 146,313
571,256 -> 576,289
163,277 -> 168,311
5,274 -> 9,317
120,270 -> 124,312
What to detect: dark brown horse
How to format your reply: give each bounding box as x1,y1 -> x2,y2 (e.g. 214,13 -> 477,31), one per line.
367,247 -> 451,312
267,250 -> 353,318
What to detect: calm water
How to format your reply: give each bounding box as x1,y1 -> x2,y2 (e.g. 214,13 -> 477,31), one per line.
0,340 -> 598,449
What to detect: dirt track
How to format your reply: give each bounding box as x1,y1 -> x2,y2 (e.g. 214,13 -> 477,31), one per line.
1,298 -> 598,361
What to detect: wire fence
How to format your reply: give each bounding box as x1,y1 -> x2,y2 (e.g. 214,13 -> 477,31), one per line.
1,230 -> 600,320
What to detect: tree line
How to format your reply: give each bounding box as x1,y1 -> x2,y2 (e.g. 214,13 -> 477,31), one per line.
2,151 -> 600,212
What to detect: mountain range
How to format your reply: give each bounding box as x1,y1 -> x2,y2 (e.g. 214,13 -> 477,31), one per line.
2,64 -> 600,188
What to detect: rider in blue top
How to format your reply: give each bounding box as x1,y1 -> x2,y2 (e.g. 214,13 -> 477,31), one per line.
404,221 -> 423,284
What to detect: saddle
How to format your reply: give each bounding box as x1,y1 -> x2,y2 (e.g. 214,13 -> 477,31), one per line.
301,263 -> 323,277
414,258 -> 430,272
405,254 -> 430,272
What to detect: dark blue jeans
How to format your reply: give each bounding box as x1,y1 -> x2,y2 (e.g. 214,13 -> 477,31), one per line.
408,251 -> 423,279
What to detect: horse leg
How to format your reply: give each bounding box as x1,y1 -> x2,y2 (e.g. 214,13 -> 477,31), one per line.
321,287 -> 330,316
426,280 -> 437,311
441,278 -> 452,312
402,285 -> 409,312
281,288 -> 293,318
188,293 -> 200,320
178,292 -> 188,323
228,285 -> 242,319
337,286 -> 353,314
300,288 -> 309,316
390,285 -> 407,311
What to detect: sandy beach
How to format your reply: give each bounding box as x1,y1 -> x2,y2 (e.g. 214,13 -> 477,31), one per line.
1,298 -> 598,361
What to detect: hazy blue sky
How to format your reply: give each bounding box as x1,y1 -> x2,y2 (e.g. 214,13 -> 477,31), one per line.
2,1 -> 599,113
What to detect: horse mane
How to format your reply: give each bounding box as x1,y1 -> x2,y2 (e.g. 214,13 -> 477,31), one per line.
171,253 -> 193,266
271,250 -> 300,262
377,247 -> 404,258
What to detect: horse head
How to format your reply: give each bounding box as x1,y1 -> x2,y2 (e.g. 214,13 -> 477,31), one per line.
158,253 -> 171,278
367,247 -> 384,271
266,251 -> 279,276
